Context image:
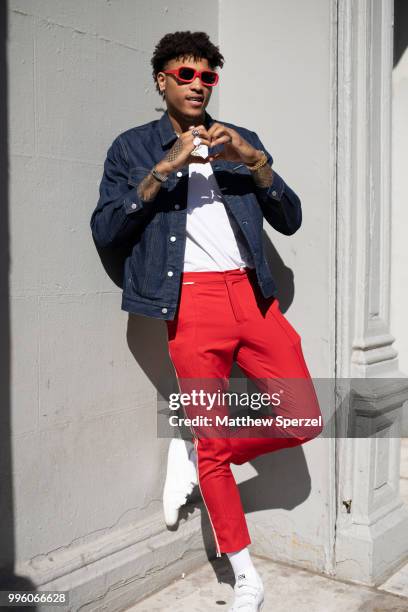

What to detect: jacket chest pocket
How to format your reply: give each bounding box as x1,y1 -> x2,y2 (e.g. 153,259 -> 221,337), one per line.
214,162 -> 253,196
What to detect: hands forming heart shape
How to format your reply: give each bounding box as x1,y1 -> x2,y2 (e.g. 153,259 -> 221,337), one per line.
187,123 -> 258,164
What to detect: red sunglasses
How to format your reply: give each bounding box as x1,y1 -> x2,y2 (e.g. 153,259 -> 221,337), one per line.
162,65 -> 219,87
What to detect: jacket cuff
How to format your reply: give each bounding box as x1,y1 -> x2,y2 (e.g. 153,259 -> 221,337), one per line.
254,168 -> 285,203
117,186 -> 146,215
266,169 -> 285,201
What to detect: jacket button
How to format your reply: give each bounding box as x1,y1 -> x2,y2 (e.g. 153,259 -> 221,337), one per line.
177,171 -> 182,177
162,307 -> 168,314
271,190 -> 277,197
167,271 -> 174,277
170,236 -> 176,242
131,202 -> 138,209
174,204 -> 180,210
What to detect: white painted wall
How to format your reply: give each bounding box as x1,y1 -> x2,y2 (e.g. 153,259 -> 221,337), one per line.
391,47 -> 408,376
12,0 -> 400,593
219,0 -> 334,378
219,0 -> 336,571
7,0 -> 218,568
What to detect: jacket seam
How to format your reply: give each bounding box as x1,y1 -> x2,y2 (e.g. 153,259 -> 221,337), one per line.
118,135 -> 129,164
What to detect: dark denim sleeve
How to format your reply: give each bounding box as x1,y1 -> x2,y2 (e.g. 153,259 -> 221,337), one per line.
90,136 -> 154,248
250,131 -> 302,236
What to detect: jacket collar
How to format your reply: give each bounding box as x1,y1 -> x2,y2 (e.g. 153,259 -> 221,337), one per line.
158,109 -> 215,148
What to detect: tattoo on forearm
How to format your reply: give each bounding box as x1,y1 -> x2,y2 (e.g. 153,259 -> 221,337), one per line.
250,164 -> 274,188
137,140 -> 184,202
165,138 -> 183,164
137,173 -> 162,202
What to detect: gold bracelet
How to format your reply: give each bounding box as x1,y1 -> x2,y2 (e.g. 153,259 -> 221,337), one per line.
245,150 -> 268,171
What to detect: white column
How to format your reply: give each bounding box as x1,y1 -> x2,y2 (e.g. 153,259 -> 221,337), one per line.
336,0 -> 408,584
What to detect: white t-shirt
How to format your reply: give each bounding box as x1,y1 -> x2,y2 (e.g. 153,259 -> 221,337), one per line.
183,156 -> 255,272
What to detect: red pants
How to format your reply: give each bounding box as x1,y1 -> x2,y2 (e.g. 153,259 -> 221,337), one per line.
166,267 -> 323,557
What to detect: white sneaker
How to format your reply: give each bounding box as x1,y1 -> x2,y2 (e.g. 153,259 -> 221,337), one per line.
228,571 -> 264,611
163,438 -> 198,527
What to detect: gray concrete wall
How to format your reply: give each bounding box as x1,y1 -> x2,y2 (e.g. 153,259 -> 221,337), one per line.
218,0 -> 336,571
7,0 -> 218,586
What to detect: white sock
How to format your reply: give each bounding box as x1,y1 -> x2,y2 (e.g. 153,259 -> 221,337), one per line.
227,547 -> 258,583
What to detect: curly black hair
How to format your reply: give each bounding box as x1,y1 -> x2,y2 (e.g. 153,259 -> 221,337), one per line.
151,31 -> 225,98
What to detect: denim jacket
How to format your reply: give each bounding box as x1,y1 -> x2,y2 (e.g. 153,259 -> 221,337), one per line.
90,110 -> 302,320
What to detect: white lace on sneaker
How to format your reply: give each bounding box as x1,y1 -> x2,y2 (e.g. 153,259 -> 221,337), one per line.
228,574 -> 264,611
163,438 -> 198,527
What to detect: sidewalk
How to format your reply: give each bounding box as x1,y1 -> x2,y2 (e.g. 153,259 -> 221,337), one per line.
125,554 -> 408,611
126,440 -> 408,611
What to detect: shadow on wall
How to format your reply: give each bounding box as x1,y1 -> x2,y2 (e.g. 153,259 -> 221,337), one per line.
0,4 -> 39,604
394,0 -> 408,68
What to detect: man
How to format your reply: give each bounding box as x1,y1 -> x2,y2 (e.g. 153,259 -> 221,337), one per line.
90,30 -> 322,612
